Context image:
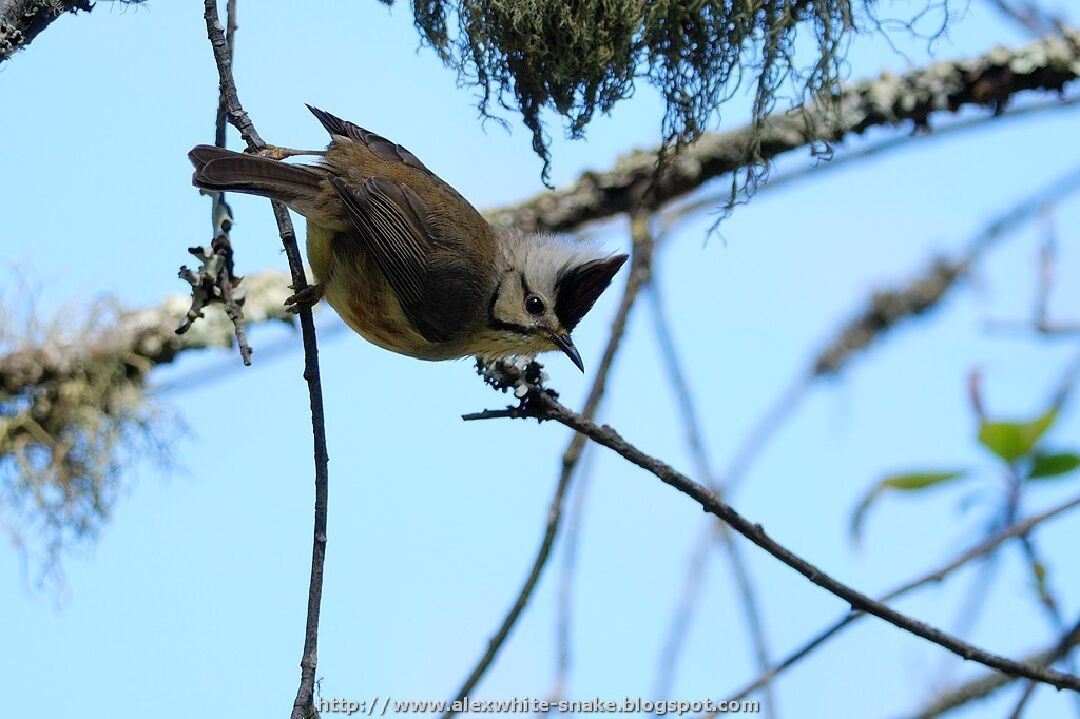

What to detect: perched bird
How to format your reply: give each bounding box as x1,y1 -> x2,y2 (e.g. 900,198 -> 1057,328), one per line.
188,106 -> 627,371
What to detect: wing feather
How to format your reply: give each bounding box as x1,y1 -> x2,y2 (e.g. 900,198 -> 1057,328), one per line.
329,176 -> 475,343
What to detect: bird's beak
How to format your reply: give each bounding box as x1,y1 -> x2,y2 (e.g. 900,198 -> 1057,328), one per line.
551,332 -> 584,373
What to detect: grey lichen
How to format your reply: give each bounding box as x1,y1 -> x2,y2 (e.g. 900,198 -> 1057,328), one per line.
0,272 -> 297,583
0,298 -> 169,584
0,0 -> 146,66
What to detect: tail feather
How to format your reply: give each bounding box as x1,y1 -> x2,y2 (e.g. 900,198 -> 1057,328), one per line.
188,145 -> 324,203
188,144 -> 237,169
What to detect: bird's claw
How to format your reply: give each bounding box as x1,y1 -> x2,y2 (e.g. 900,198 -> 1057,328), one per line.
285,283 -> 324,314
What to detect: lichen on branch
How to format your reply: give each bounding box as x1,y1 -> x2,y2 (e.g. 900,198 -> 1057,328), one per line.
0,273 -> 295,581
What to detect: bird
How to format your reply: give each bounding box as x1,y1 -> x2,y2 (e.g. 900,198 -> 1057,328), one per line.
188,105 -> 627,372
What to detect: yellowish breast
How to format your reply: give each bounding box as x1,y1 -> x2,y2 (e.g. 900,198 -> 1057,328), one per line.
305,220 -> 451,360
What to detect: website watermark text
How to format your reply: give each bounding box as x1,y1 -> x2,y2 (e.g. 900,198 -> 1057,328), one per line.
316,695 -> 760,715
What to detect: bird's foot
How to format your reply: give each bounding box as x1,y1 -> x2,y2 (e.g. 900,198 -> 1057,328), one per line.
285,283 -> 324,314
257,145 -> 325,161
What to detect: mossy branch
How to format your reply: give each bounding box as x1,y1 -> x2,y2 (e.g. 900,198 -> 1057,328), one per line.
487,30 -> 1080,233
0,0 -> 145,66
0,272 -> 295,578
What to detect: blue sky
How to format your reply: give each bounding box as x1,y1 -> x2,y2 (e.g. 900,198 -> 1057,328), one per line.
2,1 -> 1080,717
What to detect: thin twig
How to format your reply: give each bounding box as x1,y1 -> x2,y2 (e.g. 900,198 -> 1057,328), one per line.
987,206 -> 1080,336
1006,532 -> 1074,718
466,390 -> 1080,693
1007,681 -> 1039,719
725,492 -> 1080,704
906,615 -> 1080,719
654,525 -> 713,699
715,160 -> 1080,490
443,213 -> 654,718
215,0 -> 237,149
185,0 -> 251,365
202,2 -> 330,717
218,260 -> 251,365
648,156 -> 1080,705
551,440 -> 595,704
212,0 -> 250,366
646,278 -> 775,716
983,0 -> 1064,37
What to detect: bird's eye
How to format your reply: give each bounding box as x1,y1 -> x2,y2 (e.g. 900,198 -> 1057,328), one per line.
525,295 -> 545,316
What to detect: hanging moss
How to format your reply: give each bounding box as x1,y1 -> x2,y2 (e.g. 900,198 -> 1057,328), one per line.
0,300 -> 172,586
407,0 -> 861,186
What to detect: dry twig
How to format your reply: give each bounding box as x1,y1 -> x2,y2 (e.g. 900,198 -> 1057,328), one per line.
463,387 -> 1080,693
201,2 -> 330,717
905,615 -> 1080,719
725,492 -> 1080,705
646,278 -> 775,716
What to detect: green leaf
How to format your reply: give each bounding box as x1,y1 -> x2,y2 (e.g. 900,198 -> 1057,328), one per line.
850,470 -> 966,546
1029,451 -> 1080,480
978,408 -> 1058,464
883,471 -> 967,490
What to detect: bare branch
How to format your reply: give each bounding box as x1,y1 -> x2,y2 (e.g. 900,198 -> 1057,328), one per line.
726,492 -> 1080,704
987,207 -> 1080,335
465,388 -> 1080,693
552,441 -> 595,703
905,615 -> 1080,719
814,161 -> 1080,376
201,2 -> 329,717
984,0 -> 1065,37
655,523 -> 713,699
197,0 -> 251,366
646,279 -> 775,716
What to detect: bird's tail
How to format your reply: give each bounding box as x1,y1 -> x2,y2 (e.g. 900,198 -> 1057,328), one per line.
188,145 -> 325,205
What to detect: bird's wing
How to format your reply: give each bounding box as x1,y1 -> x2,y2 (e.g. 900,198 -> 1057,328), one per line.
307,105 -> 431,174
329,175 -> 483,344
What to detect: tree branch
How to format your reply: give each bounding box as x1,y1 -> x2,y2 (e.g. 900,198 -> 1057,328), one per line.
706,158 -> 1080,513
7,51 -> 1080,420
647,278 -> 775,716
905,615 -> 1080,719
2,0 -> 88,65
486,30 -> 1080,234
814,163 -> 1080,376
725,492 -> 1080,704
0,271 -> 294,398
464,389 -> 1080,693
201,2 -> 329,717
984,0 -> 1065,37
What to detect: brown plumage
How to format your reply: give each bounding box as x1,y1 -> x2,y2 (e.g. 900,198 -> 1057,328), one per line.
189,106 -> 627,370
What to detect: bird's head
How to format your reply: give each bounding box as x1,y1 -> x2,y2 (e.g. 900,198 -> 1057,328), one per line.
483,230 -> 628,371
